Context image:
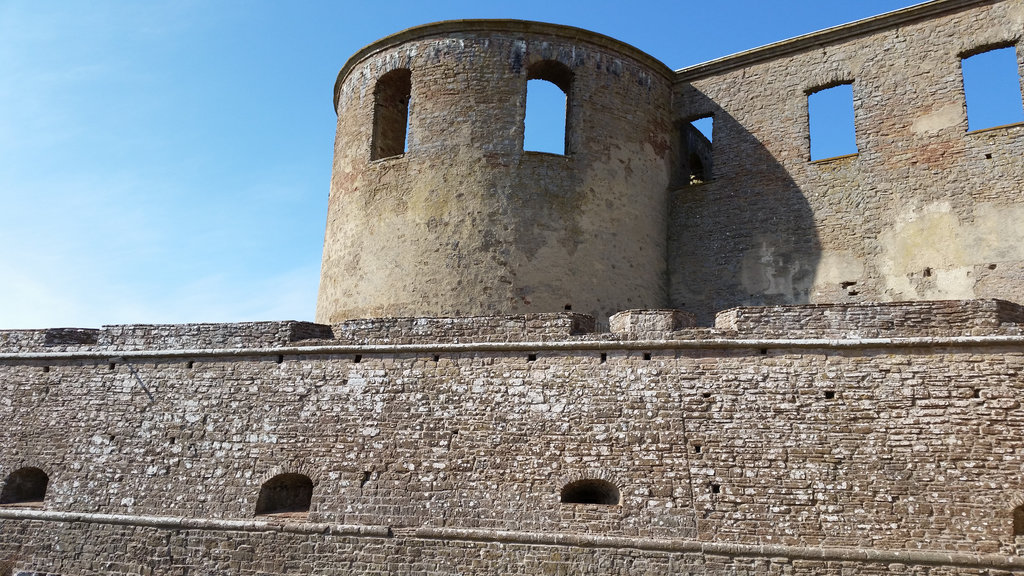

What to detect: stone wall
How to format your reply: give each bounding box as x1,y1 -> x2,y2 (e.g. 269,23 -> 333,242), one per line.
4,302 -> 1024,573
316,2 -> 1024,327
5,2 -> 1024,574
671,0 -> 1024,324
318,21 -> 674,325
715,298 -> 1024,337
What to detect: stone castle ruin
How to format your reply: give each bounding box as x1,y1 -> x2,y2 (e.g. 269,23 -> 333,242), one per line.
3,0 -> 1024,573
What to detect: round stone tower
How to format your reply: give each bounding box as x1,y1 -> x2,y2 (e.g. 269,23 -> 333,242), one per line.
316,20 -> 674,324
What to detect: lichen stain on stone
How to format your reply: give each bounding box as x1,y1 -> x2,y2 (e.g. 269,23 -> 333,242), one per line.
508,40 -> 526,74
879,202 -> 1024,300
911,103 -> 962,135
740,234 -> 815,304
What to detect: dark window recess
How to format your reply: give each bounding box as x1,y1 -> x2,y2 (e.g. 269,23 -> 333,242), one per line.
679,116 -> 713,185
560,479 -> 620,505
254,473 -> 313,516
1014,504 -> 1024,536
808,83 -> 857,161
962,46 -> 1024,131
0,467 -> 49,506
524,60 -> 573,155
371,68 -> 412,160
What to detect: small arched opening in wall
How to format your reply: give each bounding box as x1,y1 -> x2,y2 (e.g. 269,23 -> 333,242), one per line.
254,473 -> 313,517
560,478 -> 620,505
1013,503 -> 1024,536
524,60 -> 574,155
371,68 -> 412,160
0,467 -> 49,507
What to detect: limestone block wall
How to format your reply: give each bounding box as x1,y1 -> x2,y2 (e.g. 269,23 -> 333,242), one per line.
671,0 -> 1024,324
3,302 -> 1024,573
317,21 -> 674,325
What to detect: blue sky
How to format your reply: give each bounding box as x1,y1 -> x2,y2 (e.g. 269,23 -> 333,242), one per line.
0,1 -> 961,328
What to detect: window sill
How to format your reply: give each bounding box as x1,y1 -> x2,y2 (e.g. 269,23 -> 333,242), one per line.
523,150 -> 571,159
255,510 -> 310,521
967,121 -> 1024,135
810,152 -> 858,164
0,501 -> 44,509
369,153 -> 406,164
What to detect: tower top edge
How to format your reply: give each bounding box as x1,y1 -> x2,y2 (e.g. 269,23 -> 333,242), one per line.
333,19 -> 674,111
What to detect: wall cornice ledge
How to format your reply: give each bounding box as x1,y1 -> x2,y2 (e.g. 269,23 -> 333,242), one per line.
675,0 -> 992,82
3,509 -> 1020,570
418,526 -> 1024,570
1,334 -> 1024,361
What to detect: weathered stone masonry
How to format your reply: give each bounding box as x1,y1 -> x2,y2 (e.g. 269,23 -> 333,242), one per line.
4,0 -> 1024,574
6,301 -> 1024,573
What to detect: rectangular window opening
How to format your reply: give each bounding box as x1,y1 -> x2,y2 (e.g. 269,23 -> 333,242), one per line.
808,83 -> 857,161
962,46 -> 1024,132
681,116 -> 713,185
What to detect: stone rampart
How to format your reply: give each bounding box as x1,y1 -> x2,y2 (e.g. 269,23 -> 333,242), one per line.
3,302 -> 1024,573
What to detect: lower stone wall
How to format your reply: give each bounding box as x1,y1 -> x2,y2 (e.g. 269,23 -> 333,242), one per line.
0,517 -> 1017,575
4,306 -> 1024,574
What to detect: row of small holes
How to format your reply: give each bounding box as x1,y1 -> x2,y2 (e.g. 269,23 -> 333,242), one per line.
532,352 -> 651,360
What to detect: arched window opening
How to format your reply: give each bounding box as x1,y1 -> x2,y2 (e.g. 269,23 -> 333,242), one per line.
0,467 -> 48,506
1013,504 -> 1024,536
254,473 -> 313,516
525,60 -> 573,155
371,68 -> 412,160
560,478 -> 620,505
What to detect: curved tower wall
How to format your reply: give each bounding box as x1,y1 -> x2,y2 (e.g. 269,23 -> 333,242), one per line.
316,21 -> 674,324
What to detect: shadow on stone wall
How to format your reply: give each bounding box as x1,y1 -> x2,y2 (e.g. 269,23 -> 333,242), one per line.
669,89 -> 821,325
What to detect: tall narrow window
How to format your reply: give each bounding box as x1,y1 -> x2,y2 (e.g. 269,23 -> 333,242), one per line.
371,69 -> 411,160
254,473 -> 313,517
682,116 -> 713,184
0,467 -> 48,506
962,46 -> 1024,131
1014,504 -> 1024,536
524,61 -> 573,155
808,83 -> 857,161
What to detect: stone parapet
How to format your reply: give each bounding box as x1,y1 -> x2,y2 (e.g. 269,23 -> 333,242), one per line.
95,321 -> 333,351
715,298 -> 1024,337
329,313 -> 597,344
609,309 -> 697,336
